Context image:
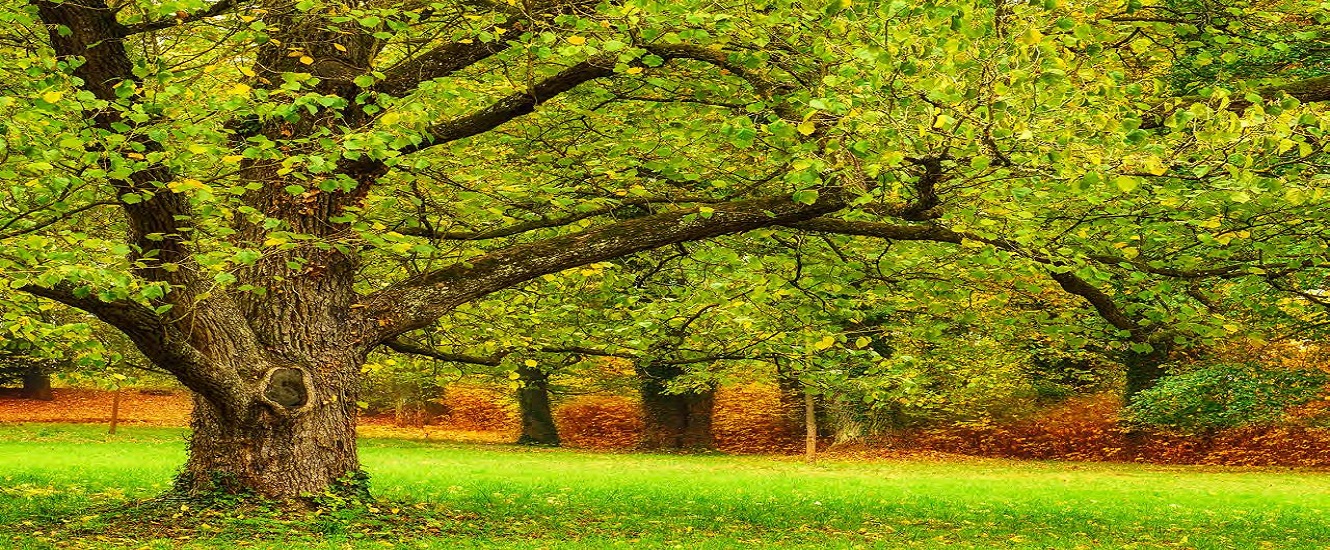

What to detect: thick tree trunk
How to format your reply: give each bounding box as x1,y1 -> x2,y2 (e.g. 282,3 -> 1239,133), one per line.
637,361 -> 715,450
20,367 -> 53,401
516,366 -> 560,446
175,361 -> 364,499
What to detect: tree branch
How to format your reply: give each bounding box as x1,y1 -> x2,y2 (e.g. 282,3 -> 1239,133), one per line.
783,217 -> 1149,338
18,283 -> 245,410
353,191 -> 847,347
399,58 -> 616,155
401,196 -> 722,240
119,0 -> 238,35
384,338 -> 508,366
1142,75 -> 1330,129
373,40 -> 509,97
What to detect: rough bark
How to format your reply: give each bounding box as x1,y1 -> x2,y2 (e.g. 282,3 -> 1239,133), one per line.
177,360 -> 363,498
20,367 -> 53,401
515,366 -> 560,446
636,361 -> 715,450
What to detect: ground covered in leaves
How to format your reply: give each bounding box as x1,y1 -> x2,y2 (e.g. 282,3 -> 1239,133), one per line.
2,424 -> 1329,548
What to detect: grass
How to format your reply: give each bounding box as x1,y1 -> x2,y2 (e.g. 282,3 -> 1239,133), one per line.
2,423 -> 1329,548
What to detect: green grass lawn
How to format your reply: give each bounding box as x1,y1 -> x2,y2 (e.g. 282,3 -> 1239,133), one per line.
1,423 -> 1329,548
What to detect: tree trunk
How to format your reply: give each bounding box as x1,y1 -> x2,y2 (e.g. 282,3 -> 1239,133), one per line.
108,389 -> 121,435
775,359 -> 806,436
637,361 -> 715,450
804,388 -> 817,461
1122,345 -> 1171,405
177,372 -> 363,499
20,367 -> 53,401
515,365 -> 560,446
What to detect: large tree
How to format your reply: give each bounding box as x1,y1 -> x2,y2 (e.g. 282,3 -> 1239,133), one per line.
5,0 -> 1328,500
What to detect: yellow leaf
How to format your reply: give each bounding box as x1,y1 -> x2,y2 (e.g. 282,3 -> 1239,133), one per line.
126,152 -> 145,160
625,66 -> 643,75
333,43 -> 347,52
1140,156 -> 1167,176
797,120 -> 817,136
1017,27 -> 1044,46
299,55 -> 314,65
230,83 -> 252,96
524,359 -> 538,367
567,36 -> 587,45
239,66 -> 256,77
813,335 -> 836,351
222,155 -> 244,163
41,90 -> 63,104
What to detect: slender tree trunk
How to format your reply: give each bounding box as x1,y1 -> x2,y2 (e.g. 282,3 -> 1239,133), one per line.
804,388 -> 817,461
775,359 -> 806,436
108,389 -> 121,435
20,367 -> 53,401
515,365 -> 560,446
637,360 -> 715,450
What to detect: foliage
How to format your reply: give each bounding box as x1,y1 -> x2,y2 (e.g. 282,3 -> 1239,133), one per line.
1126,362 -> 1330,434
5,0 -> 1330,496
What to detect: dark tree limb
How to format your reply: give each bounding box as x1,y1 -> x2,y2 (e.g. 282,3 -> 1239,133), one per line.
402,196 -> 723,241
1142,75 -> 1330,129
384,338 -> 508,366
373,40 -> 508,97
17,283 -> 245,411
399,59 -> 617,155
783,217 -> 1150,338
354,191 -> 847,347
120,0 -> 238,35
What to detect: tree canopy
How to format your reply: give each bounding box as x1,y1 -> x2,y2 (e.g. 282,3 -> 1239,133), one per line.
1,0 -> 1328,497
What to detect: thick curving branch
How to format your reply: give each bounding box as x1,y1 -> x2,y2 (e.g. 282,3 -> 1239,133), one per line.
18,283 -> 246,412
353,191 -> 848,347
1142,75 -> 1330,129
398,58 -> 617,155
373,40 -> 509,97
120,0 -> 239,35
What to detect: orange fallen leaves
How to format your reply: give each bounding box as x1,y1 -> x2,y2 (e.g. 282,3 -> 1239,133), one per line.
0,388 -> 190,426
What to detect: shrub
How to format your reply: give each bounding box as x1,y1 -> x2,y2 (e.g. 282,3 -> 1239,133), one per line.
555,396 -> 642,449
440,386 -> 518,432
713,384 -> 800,453
1126,363 -> 1329,434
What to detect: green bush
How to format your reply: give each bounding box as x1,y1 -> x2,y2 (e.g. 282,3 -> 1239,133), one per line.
1126,363 -> 1329,434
